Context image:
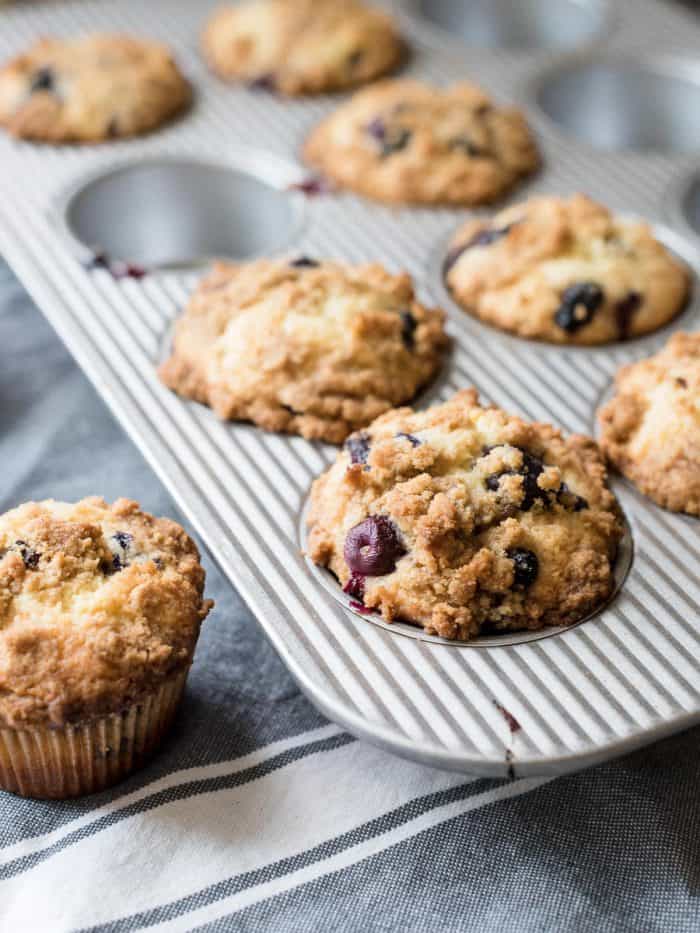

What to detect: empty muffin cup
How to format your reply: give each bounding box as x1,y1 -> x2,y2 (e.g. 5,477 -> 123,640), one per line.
414,0 -> 608,51
58,153 -> 306,271
535,57 -> 700,154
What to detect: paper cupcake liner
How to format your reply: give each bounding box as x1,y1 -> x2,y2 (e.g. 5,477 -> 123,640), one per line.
0,668 -> 189,799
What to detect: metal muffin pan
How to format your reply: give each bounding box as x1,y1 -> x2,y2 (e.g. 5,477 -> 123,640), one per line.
0,0 -> 698,778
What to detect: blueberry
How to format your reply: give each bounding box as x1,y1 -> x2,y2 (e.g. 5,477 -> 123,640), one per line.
483,446 -> 548,511
113,531 -> 133,551
449,137 -> 485,157
507,548 -> 539,588
366,117 -> 387,143
345,431 -> 371,465
30,67 -> 55,93
366,118 -> 412,157
554,282 -> 604,333
396,432 -> 421,447
443,225 -> 512,275
13,540 -> 41,570
343,572 -> 366,601
344,515 -> 405,576
558,482 -> 588,512
290,256 -> 319,268
248,73 -> 276,92
399,310 -> 417,349
614,290 -> 642,339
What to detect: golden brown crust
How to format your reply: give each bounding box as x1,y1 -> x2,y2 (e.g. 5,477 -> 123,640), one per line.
304,79 -> 539,206
0,34 -> 191,143
202,0 -> 403,96
308,389 -> 623,641
0,498 -> 212,728
598,332 -> 700,515
445,194 -> 690,345
159,258 -> 449,444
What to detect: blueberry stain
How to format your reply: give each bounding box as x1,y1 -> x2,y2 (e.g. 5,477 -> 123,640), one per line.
396,432 -> 421,447
343,572 -> 366,602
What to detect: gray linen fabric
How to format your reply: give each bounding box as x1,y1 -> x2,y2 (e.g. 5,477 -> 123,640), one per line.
0,262 -> 698,932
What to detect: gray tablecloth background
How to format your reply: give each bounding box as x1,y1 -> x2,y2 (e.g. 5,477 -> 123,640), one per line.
1,261 -> 698,932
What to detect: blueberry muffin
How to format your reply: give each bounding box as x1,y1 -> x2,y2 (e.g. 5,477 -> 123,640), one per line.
159,257 -> 449,444
598,332 -> 700,516
308,389 -> 623,641
444,194 -> 689,345
0,34 -> 191,143
0,497 -> 212,798
202,0 -> 403,96
304,79 -> 539,206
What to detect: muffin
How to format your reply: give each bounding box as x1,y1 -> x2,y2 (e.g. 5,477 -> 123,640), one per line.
159,257 -> 449,444
0,34 -> 191,143
444,194 -> 689,345
304,79 -> 539,206
598,332 -> 700,515
0,497 -> 212,798
202,0 -> 403,96
308,389 -> 623,641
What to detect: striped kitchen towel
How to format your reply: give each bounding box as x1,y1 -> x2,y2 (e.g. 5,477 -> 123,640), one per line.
1,262 -> 699,932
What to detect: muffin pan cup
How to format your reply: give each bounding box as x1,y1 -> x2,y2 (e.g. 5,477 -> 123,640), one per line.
0,0 -> 698,778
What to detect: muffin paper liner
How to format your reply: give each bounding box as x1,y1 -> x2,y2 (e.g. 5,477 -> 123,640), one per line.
0,668 -> 189,799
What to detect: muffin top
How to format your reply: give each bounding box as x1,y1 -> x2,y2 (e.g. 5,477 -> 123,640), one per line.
202,0 -> 403,96
308,389 -> 623,641
445,194 -> 689,345
304,79 -> 539,205
0,34 -> 191,143
159,257 -> 449,444
598,332 -> 700,516
0,498 -> 212,728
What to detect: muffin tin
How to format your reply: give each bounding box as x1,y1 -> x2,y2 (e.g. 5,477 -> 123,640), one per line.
0,0 -> 698,777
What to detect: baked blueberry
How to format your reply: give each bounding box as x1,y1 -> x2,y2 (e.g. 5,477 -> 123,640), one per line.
614,291 -> 642,339
345,431 -> 371,465
507,548 -> 539,588
555,282 -> 605,334
400,310 -> 417,349
13,540 -> 41,570
290,256 -> 320,268
29,67 -> 55,94
396,432 -> 420,447
343,515 -> 405,576
443,226 -> 512,274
